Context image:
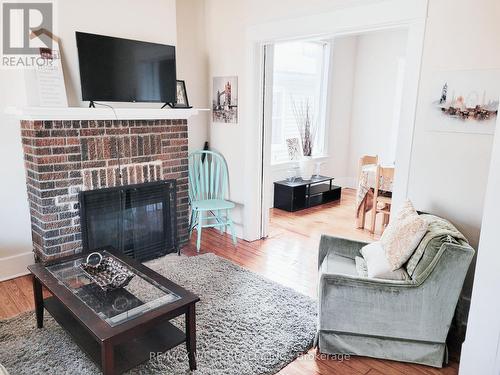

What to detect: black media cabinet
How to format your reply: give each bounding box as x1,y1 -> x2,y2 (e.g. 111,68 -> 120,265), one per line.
273,175 -> 341,212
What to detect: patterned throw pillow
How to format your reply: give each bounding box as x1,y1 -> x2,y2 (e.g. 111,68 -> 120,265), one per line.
381,200 -> 428,271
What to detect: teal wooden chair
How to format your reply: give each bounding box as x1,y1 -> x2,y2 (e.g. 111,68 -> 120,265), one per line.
188,150 -> 237,251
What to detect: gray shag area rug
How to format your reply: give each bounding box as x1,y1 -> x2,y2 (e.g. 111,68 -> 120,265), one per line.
0,253 -> 317,375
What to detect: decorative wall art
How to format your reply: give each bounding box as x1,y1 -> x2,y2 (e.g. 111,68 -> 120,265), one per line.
424,69 -> 500,134
212,76 -> 238,123
24,29 -> 68,107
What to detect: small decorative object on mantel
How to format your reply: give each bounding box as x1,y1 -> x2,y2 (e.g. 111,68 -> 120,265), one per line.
80,252 -> 135,292
212,76 -> 238,123
165,80 -> 192,109
425,69 -> 500,134
174,80 -> 192,108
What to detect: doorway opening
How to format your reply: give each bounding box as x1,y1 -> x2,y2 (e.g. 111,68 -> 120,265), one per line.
260,28 -> 410,239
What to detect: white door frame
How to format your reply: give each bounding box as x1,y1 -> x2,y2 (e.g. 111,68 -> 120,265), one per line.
242,0 -> 429,241
260,44 -> 275,237
459,101 -> 500,375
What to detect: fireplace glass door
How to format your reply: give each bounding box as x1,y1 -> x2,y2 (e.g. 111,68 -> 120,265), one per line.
79,180 -> 177,261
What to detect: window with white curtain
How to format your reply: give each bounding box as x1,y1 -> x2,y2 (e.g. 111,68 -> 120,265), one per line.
270,40 -> 330,164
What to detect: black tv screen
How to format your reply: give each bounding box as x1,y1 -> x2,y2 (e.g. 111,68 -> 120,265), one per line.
76,32 -> 176,103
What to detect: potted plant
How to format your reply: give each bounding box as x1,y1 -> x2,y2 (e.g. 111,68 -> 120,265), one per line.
292,98 -> 316,180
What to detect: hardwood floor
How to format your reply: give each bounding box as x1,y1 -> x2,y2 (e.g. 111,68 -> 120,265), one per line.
0,188 -> 458,375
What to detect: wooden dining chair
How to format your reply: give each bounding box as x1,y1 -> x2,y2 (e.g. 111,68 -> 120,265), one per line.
358,155 -> 378,181
370,165 -> 394,234
357,155 -> 378,228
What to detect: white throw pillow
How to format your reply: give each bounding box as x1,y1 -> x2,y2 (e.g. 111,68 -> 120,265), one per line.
381,200 -> 428,271
360,242 -> 409,280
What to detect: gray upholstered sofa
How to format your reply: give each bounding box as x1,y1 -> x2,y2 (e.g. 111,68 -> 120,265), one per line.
315,215 -> 474,367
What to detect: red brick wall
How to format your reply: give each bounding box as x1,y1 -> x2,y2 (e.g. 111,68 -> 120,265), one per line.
20,119 -> 189,262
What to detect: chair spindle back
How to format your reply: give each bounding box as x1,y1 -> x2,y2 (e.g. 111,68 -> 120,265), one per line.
188,150 -> 229,202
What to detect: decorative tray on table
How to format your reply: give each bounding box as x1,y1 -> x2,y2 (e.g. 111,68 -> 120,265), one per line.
80,252 -> 135,292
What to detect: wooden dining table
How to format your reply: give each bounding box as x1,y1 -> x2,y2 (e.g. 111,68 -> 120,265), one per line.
356,164 -> 395,228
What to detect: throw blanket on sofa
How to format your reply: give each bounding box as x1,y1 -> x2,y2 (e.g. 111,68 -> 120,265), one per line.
406,214 -> 468,276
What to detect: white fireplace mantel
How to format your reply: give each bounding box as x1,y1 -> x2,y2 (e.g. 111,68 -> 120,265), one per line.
5,106 -> 209,121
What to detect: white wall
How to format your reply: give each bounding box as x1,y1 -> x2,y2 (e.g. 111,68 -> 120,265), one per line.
345,29 -> 407,183
0,69 -> 31,259
176,0 -> 210,152
322,29 -> 407,188
460,107 -> 500,375
204,0 -> 249,236
323,36 -> 357,187
407,0 -> 500,293
0,0 -> 178,275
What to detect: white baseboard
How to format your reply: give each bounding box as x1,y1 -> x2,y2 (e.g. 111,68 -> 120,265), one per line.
220,222 -> 244,239
233,223 -> 244,238
0,251 -> 34,281
333,176 -> 357,189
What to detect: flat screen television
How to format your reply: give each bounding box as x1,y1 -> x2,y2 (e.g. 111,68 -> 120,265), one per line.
76,32 -> 176,104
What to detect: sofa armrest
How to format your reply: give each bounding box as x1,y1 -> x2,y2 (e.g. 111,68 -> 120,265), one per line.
318,235 -> 369,268
319,273 -> 425,340
321,273 -> 412,287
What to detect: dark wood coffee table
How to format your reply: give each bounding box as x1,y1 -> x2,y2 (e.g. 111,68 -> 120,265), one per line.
28,249 -> 199,375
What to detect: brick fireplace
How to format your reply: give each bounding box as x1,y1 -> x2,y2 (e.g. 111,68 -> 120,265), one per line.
20,118 -> 190,263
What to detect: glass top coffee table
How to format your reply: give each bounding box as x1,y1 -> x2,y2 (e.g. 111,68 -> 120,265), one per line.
28,249 -> 199,375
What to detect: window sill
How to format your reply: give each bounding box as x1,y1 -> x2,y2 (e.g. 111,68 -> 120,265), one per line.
270,155 -> 329,169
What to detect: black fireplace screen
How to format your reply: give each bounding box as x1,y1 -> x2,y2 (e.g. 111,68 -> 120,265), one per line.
79,180 -> 177,261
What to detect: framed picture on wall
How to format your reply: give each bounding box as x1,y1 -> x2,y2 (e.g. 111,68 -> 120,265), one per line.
170,80 -> 192,108
212,76 -> 238,123
423,69 -> 500,134
176,80 -> 191,108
